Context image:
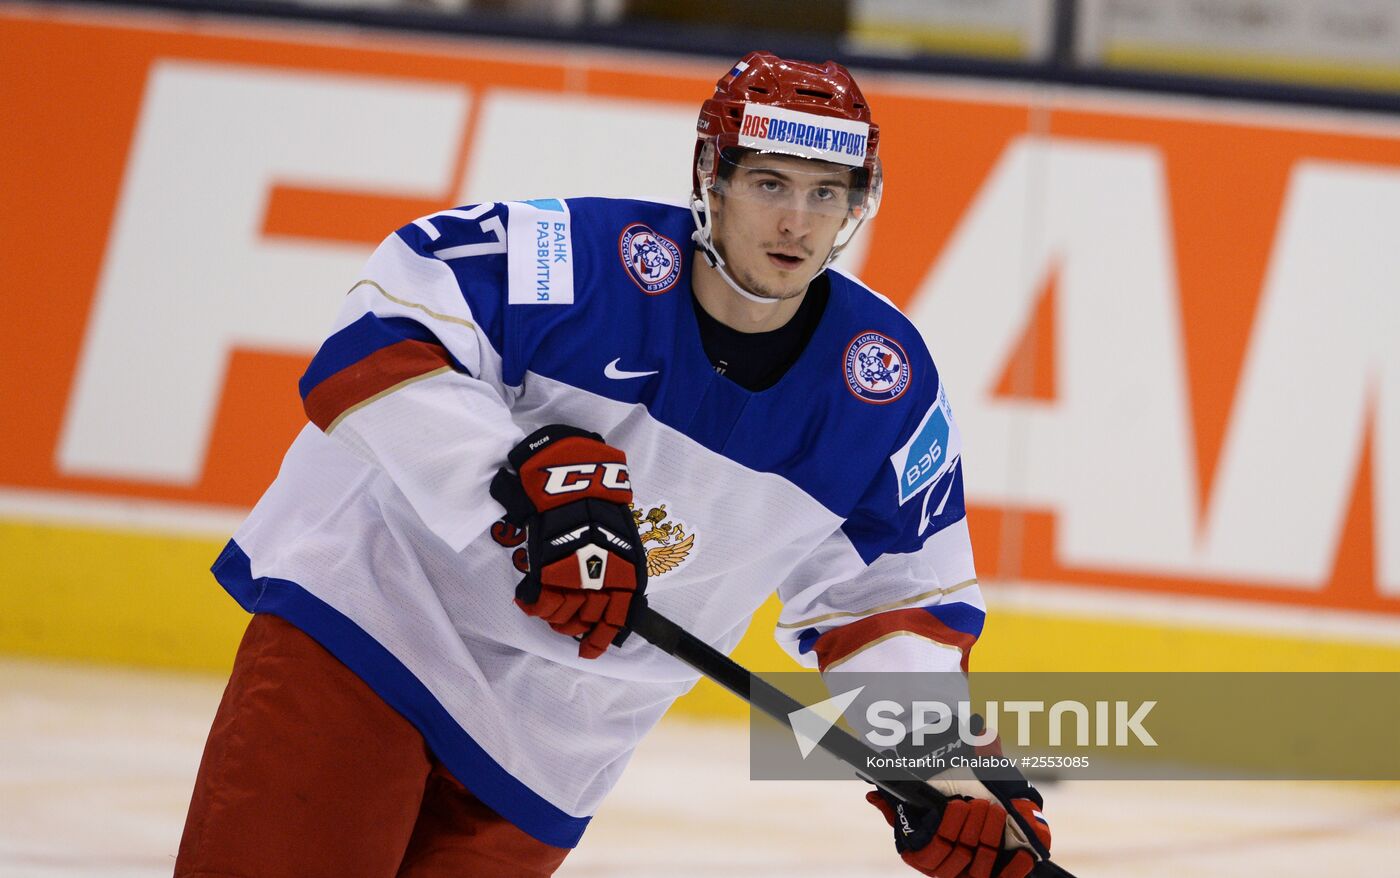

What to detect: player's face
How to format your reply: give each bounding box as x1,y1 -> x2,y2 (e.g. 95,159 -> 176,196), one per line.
710,153 -> 853,301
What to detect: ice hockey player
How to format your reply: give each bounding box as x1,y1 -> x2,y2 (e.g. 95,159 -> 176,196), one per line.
175,50 -> 1052,878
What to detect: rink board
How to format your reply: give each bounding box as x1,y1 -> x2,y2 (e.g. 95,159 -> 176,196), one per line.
3,517 -> 1398,721
2,6 -> 1400,711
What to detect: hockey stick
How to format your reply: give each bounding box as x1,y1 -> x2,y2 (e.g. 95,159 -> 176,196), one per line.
629,605 -> 1077,878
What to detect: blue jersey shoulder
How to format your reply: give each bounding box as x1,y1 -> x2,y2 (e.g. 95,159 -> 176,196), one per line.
503,197 -> 694,387
393,203 -> 510,261
388,203 -> 512,357
817,272 -> 965,559
387,197 -> 692,379
564,197 -> 694,298
826,269 -> 941,409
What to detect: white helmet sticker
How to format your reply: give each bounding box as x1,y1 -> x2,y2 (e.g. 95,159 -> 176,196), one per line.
737,104 -> 870,168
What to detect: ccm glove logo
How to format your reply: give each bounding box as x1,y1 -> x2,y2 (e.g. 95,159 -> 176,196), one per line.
542,462 -> 631,495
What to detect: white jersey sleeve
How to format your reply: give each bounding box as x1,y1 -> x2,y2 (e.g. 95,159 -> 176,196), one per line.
773,381 -> 986,676
296,208 -> 522,552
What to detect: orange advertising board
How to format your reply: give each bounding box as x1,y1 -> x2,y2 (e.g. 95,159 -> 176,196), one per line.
3,6 -> 1399,674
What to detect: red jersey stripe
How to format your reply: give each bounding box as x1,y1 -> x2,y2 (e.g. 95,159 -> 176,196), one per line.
304,338 -> 456,432
812,608 -> 978,672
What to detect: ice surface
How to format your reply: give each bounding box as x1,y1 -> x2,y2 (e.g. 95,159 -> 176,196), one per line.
2,659 -> 1396,877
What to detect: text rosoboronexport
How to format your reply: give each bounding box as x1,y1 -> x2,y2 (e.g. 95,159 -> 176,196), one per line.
740,115 -> 866,158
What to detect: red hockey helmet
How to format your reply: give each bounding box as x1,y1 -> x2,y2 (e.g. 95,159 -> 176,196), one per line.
692,51 -> 881,214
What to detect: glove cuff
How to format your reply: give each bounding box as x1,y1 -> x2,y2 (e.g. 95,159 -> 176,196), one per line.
507,424 -> 606,470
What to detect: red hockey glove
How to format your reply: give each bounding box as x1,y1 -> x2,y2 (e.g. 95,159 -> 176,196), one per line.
489,425 -> 648,659
867,768 -> 1050,878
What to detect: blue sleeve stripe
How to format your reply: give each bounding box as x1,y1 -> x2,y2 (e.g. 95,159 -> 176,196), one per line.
922,601 -> 985,638
794,601 -> 984,656
298,314 -> 464,401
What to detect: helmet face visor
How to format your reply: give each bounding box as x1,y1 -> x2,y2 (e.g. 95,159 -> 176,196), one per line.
709,149 -> 882,222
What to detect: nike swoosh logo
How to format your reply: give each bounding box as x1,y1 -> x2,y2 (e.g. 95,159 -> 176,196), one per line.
604,358 -> 658,380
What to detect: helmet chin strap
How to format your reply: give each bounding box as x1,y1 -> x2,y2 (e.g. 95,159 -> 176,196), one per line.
689,187 -> 781,306
689,182 -> 870,307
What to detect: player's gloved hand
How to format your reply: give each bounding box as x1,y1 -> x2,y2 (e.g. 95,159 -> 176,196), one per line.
866,769 -> 1050,878
489,424 -> 648,659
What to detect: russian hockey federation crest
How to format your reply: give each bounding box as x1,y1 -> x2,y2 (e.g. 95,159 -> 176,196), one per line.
618,223 -> 682,294
844,331 -> 910,404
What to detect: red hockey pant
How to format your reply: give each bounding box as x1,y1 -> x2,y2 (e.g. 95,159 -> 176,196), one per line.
175,613 -> 571,877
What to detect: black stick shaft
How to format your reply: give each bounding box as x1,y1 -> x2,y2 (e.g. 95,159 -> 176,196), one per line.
629,605 -> 1077,878
629,604 -> 943,809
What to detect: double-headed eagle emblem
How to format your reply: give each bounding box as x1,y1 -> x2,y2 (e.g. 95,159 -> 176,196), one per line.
632,503 -> 695,577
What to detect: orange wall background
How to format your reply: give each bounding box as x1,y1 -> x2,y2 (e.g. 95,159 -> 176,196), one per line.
3,6 -> 1399,684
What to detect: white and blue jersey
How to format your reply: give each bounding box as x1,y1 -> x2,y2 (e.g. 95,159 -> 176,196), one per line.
214,197 -> 985,847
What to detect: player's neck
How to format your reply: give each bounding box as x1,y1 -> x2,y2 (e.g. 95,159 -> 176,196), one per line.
690,255 -> 805,334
